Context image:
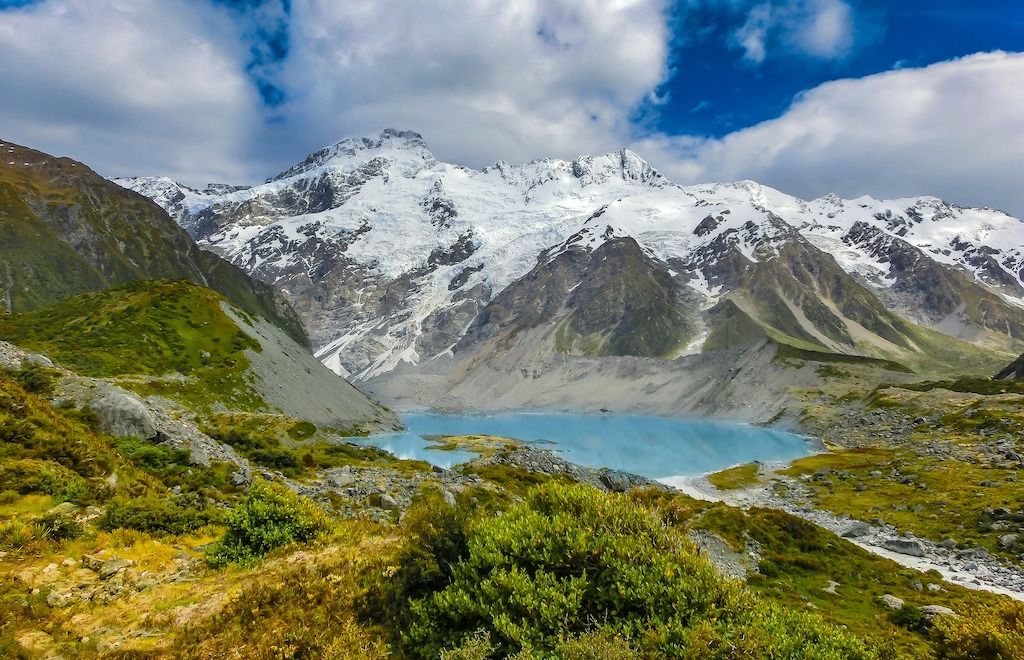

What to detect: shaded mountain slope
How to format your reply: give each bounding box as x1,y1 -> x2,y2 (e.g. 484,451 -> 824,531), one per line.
0,140 -> 307,346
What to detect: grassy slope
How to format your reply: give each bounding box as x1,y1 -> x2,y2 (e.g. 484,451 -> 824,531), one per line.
0,279 -> 268,411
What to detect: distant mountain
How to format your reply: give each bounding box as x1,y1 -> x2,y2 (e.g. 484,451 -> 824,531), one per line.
117,129 -> 1024,411
0,139 -> 307,346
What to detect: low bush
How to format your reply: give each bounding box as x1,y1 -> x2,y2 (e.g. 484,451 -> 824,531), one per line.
4,364 -> 56,395
38,510 -> 84,541
931,600 -> 1024,659
206,480 -> 330,567
397,483 -> 871,658
99,495 -> 223,535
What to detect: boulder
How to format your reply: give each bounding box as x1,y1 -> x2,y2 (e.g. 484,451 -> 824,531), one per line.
920,605 -> 957,619
378,493 -> 401,511
999,533 -> 1020,550
839,521 -> 872,538
46,502 -> 81,518
883,538 -> 927,557
599,470 -> 633,493
99,557 -> 133,580
89,392 -> 156,439
879,594 -> 904,610
21,353 -> 54,368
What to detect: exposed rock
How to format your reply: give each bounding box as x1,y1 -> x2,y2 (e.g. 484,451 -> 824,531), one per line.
99,558 -> 134,580
839,521 -> 871,538
598,470 -> 634,493
920,605 -> 957,619
879,594 -> 904,610
377,493 -> 401,511
22,353 -> 54,368
883,537 -> 927,557
89,392 -> 156,439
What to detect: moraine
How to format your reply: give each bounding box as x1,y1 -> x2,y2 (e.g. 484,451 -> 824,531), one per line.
347,411 -> 811,480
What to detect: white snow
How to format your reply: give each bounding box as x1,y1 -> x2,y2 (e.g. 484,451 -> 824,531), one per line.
115,129 -> 1024,379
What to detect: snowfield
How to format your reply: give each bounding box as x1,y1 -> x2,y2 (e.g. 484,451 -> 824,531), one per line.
116,129 -> 1024,378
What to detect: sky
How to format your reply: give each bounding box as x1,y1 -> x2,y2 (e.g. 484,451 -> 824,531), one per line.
1,0 -> 1022,214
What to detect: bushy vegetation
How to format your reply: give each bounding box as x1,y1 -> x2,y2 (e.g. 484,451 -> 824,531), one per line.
381,483 -> 872,658
932,600 -> 1024,659
206,480 -> 331,567
99,495 -> 223,535
204,412 -> 429,478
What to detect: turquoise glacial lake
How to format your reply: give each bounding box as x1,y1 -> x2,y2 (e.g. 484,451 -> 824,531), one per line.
348,412 -> 812,481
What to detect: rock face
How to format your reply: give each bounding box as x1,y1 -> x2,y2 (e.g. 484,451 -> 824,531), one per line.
89,393 -> 156,439
994,353 -> 1024,380
119,129 -> 1024,397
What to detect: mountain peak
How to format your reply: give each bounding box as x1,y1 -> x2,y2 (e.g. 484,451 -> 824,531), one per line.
268,128 -> 434,183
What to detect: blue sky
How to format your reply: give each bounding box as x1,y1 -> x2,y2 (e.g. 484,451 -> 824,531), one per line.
658,1 -> 1024,137
0,1 -> 1022,213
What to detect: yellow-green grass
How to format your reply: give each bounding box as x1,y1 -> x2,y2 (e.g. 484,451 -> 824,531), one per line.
631,488 -> 1017,658
423,434 -> 521,457
783,448 -> 1024,558
707,462 -> 762,490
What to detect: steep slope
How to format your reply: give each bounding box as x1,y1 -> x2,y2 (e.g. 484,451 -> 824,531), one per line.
117,130 -> 1024,389
0,140 -> 306,346
0,280 -> 395,431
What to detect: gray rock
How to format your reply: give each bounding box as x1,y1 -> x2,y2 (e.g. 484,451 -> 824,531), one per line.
442,490 -> 457,507
839,521 -> 872,538
46,590 -> 72,608
939,538 -> 958,549
89,392 -> 156,439
883,538 -> 927,557
46,502 -> 81,517
920,605 -> 957,619
1000,533 -> 1020,549
99,557 -> 133,580
599,470 -> 633,492
378,493 -> 401,511
879,594 -> 904,610
22,353 -> 54,368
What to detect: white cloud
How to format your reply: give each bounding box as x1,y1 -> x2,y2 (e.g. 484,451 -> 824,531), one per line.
0,0 -> 264,184
639,52 -> 1024,216
275,0 -> 672,170
732,0 -> 854,64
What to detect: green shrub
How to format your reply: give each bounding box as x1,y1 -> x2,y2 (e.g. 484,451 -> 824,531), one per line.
365,488 -> 474,636
99,495 -> 222,535
38,511 -> 83,541
400,483 -> 872,658
206,480 -> 330,567
0,460 -> 90,503
4,364 -> 56,395
932,601 -> 1024,659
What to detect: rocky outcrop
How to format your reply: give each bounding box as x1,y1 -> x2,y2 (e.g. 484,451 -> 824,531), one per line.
89,392 -> 157,440
994,353 -> 1024,380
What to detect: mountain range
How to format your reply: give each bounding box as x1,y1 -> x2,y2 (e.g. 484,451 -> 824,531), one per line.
117,129 -> 1024,415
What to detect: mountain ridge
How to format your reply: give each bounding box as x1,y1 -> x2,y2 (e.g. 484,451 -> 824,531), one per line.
115,129 -> 1024,393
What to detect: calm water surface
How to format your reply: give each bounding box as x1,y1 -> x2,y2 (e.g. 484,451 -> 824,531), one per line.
348,412 -> 811,480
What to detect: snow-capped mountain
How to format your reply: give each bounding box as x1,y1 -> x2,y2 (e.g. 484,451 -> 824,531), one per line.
116,128 -> 1024,384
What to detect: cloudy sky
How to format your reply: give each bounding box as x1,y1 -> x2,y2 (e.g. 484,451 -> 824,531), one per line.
1,0 -> 1022,214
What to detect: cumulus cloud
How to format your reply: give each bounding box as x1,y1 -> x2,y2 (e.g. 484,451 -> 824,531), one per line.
733,0 -> 855,64
638,52 -> 1024,216
274,0 -> 672,170
0,0 -> 265,184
